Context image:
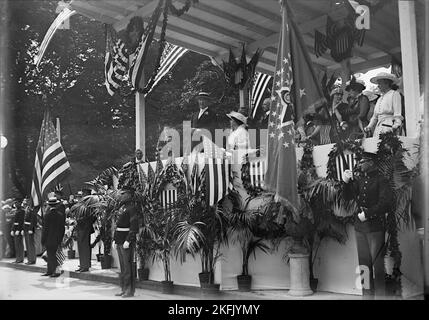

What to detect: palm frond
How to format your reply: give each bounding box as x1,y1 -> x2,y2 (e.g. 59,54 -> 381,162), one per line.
172,221 -> 205,264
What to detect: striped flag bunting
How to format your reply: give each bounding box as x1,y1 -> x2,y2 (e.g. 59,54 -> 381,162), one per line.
250,72 -> 272,119
146,43 -> 188,96
34,7 -> 76,68
202,136 -> 232,207
104,26 -> 129,96
31,109 -> 71,216
128,3 -> 163,90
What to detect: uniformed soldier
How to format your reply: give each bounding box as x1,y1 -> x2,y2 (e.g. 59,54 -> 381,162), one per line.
112,188 -> 139,298
23,200 -> 37,265
11,200 -> 25,263
343,152 -> 393,299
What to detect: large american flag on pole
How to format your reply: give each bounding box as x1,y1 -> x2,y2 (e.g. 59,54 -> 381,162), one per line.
128,3 -> 163,90
202,136 -> 232,207
264,0 -> 325,212
31,109 -> 71,215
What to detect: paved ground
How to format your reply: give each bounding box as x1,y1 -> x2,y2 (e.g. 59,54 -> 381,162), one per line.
0,257 -> 422,300
0,266 -> 198,300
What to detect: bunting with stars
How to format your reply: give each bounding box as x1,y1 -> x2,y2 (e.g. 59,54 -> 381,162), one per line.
264,0 -> 326,212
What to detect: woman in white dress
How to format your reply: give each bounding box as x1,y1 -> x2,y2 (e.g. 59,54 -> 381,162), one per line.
364,72 -> 403,137
226,111 -> 251,166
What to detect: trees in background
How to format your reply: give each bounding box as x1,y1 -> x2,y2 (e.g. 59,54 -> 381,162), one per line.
4,0 -> 239,199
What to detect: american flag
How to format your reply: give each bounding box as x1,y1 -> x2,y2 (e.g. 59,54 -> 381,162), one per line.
202,137 -> 232,207
129,3 -> 163,90
264,0 -> 325,212
31,109 -> 71,215
250,72 -> 272,119
146,43 -> 188,96
105,26 -> 129,96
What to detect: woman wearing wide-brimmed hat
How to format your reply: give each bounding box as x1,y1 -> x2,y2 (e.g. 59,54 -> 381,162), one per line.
364,72 -> 403,137
342,79 -> 370,139
226,111 -> 251,165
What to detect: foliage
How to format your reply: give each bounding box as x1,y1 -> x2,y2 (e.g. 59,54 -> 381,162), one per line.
375,132 -> 419,295
225,191 -> 270,276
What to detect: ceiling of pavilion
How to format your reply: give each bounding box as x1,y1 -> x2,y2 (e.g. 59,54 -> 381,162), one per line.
68,0 -> 402,75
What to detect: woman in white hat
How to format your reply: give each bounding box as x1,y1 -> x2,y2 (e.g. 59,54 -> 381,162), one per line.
226,111 -> 251,165
364,72 -> 403,137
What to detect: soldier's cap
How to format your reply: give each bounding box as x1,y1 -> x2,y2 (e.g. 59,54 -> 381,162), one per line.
361,151 -> 378,161
46,196 -> 61,205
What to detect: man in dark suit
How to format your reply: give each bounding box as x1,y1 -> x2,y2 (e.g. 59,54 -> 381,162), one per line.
3,200 -> 15,258
74,212 -> 96,273
112,188 -> 139,298
190,91 -> 219,151
23,200 -> 38,265
41,197 -> 66,277
11,200 -> 25,263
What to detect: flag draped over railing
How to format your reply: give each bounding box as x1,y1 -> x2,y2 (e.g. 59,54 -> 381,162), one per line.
202,137 -> 232,207
34,7 -> 77,68
31,109 -> 71,215
264,0 -> 326,212
250,72 -> 272,119
104,26 -> 129,96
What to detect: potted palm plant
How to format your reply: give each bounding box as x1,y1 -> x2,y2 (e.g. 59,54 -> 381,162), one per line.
171,161 -> 228,294
226,191 -> 270,291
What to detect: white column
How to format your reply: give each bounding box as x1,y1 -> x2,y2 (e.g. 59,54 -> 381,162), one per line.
398,0 -> 421,138
423,0 -> 429,296
135,92 -> 146,159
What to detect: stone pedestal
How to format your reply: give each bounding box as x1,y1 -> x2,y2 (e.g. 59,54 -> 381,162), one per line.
288,253 -> 313,296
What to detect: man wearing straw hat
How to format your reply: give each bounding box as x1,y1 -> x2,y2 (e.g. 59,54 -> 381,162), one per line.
190,91 -> 219,151
364,72 -> 403,137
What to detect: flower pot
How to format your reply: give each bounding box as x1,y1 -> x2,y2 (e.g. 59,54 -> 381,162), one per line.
161,280 -> 174,294
198,272 -> 213,286
237,275 -> 252,292
288,253 -> 313,296
100,254 -> 112,269
310,277 -> 319,292
67,249 -> 75,259
200,283 -> 220,295
138,268 -> 150,281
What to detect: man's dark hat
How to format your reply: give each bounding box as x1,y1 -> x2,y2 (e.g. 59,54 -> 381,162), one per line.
345,79 -> 366,92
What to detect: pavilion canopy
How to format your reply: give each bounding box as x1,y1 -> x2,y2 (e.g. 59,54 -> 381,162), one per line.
67,0 -> 402,75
